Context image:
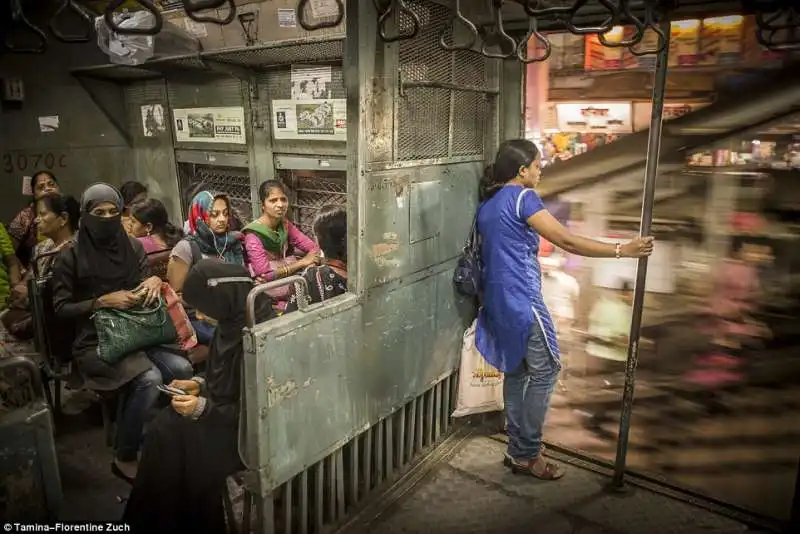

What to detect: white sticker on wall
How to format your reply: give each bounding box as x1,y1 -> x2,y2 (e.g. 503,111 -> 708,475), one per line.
38,116 -> 59,132
183,18 -> 208,38
21,175 -> 32,196
277,8 -> 297,28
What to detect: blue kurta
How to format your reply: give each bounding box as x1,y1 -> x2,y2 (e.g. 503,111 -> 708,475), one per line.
476,185 -> 560,373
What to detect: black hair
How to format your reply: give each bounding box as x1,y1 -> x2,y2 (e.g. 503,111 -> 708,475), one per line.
31,170 -> 58,192
313,205 -> 347,262
120,181 -> 148,208
479,139 -> 541,201
38,193 -> 80,233
258,180 -> 289,204
131,198 -> 184,248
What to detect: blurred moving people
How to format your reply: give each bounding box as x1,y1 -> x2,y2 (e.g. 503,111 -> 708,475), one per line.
586,280 -> 634,387
476,139 -> 653,481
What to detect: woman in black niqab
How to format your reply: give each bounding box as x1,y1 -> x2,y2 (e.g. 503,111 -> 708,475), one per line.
122,260 -> 275,533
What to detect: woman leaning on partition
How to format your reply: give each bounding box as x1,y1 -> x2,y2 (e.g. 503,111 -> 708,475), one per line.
476,139 -> 654,480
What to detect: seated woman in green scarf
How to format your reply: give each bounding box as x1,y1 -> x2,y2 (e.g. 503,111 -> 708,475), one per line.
243,181 -> 319,311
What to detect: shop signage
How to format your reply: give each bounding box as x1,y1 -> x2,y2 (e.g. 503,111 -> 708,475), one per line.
700,15 -> 744,65
555,102 -> 632,133
632,102 -> 711,131
669,19 -> 701,66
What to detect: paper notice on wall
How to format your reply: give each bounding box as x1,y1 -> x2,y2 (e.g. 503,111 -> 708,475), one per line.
38,116 -> 59,132
277,8 -> 297,28
140,104 -> 166,137
21,175 -> 32,196
290,65 -> 332,100
308,0 -> 342,19
271,99 -> 346,142
172,107 -> 246,144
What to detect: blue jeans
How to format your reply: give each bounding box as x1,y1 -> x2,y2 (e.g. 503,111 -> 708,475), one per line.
190,317 -> 215,346
504,320 -> 561,461
115,349 -> 193,462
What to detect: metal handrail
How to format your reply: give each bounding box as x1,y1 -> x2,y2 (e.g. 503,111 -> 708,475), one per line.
439,0 -> 478,52
5,0 -> 48,54
0,355 -> 45,403
182,0 -> 237,25
49,0 -> 93,44
103,0 -> 164,36
297,0 -> 345,31
245,276 -> 309,328
482,0 -> 517,59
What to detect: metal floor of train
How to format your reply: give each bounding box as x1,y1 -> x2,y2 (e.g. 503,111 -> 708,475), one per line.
52,390 -> 772,534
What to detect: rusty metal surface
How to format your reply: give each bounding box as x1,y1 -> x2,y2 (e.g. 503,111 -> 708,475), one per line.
350,435 -> 753,534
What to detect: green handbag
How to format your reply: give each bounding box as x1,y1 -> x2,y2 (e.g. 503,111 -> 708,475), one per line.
93,296 -> 179,365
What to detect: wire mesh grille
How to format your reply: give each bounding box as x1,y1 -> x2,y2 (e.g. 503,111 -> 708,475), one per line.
278,170 -> 347,237
207,39 -> 344,70
451,92 -> 487,156
395,0 -> 492,161
178,163 -> 253,223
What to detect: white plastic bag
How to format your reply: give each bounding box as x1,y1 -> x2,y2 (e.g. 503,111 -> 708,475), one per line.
451,319 -> 504,418
95,12 -> 155,66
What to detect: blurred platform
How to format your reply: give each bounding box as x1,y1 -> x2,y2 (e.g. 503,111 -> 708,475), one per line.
339,432 -> 769,534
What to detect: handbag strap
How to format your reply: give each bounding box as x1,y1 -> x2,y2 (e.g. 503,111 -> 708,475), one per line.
315,268 -> 326,302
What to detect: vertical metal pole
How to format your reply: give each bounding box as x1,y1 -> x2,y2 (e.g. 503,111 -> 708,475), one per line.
788,458 -> 800,534
611,18 -> 671,488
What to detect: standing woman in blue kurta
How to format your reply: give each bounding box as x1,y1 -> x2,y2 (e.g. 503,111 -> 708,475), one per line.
476,140 -> 654,480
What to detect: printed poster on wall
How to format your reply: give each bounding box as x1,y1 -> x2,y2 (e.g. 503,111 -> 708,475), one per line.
172,107 -> 246,144
290,65 -> 332,100
140,104 -> 166,137
271,99 -> 346,142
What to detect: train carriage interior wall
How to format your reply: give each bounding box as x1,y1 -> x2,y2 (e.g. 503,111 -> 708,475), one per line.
1,1 -> 799,533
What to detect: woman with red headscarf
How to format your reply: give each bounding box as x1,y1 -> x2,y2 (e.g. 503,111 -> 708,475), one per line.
167,190 -> 245,345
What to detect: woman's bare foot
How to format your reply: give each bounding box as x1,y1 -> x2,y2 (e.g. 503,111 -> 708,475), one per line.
114,459 -> 138,480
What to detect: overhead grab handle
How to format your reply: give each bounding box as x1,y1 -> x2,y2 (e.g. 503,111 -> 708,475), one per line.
482,0 -> 516,59
628,1 -> 668,57
49,0 -> 94,44
522,0 -> 578,18
104,0 -> 163,36
597,0 -> 645,48
439,0 -> 478,51
562,0 -> 620,35
297,0 -> 345,31
182,0 -> 237,26
5,0 -> 48,54
377,0 -> 421,43
516,16 -> 552,63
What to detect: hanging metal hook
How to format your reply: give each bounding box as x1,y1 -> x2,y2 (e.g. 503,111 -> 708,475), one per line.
522,0 -> 578,17
482,0 -> 517,59
439,0 -> 478,51
49,0 -> 93,44
628,2 -> 668,57
516,15 -> 552,63
562,0 -> 620,35
597,0 -> 645,48
376,0 -> 421,43
297,0 -> 345,31
104,0 -> 163,36
182,0 -> 237,25
4,0 -> 48,54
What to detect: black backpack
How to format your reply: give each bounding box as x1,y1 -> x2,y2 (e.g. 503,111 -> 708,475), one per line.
453,213 -> 482,297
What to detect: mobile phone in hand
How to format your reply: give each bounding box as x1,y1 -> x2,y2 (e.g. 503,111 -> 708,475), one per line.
157,385 -> 186,397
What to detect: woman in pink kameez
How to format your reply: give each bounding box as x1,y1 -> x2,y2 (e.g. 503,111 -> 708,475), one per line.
243,181 -> 320,311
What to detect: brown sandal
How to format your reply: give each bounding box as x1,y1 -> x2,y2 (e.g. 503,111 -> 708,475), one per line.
504,452 -> 564,480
